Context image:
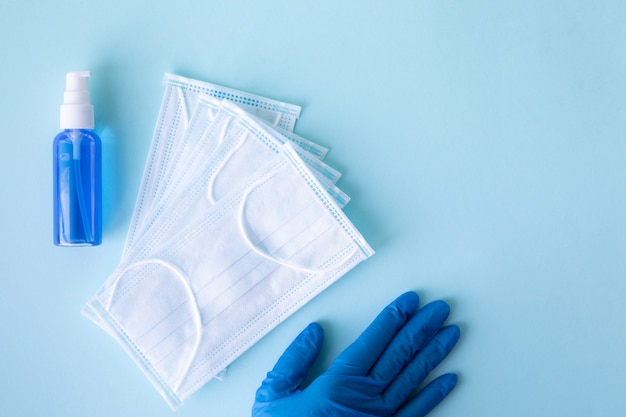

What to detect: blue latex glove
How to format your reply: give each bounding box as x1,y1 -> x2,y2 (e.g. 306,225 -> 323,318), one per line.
252,292 -> 460,417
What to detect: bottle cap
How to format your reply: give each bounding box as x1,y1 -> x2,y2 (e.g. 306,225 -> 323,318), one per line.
60,71 -> 94,130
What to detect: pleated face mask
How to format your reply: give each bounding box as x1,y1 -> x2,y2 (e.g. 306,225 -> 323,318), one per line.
124,73 -> 303,254
121,98 -> 345,264
141,94 -> 328,230
86,144 -> 374,409
81,73 -> 308,327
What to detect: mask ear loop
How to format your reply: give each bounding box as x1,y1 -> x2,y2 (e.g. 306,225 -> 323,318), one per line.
105,258 -> 202,393
206,127 -> 249,204
237,169 -> 359,274
194,103 -> 228,155
270,111 -> 282,127
177,87 -> 191,130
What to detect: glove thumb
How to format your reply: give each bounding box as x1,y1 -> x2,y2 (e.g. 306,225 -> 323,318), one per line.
255,322 -> 324,402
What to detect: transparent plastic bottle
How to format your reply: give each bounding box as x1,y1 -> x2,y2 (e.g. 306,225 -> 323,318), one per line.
53,71 -> 102,246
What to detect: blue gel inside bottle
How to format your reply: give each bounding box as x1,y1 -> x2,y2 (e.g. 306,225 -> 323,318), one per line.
53,129 -> 102,246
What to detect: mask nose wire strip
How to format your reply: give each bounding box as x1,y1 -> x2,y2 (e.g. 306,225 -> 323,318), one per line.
206,128 -> 248,205
237,169 -> 359,274
105,258 -> 203,393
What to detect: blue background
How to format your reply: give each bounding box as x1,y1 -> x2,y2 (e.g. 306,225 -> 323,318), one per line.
1,1 -> 625,416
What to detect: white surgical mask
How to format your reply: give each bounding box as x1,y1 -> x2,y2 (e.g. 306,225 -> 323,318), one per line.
85,145 -> 374,409
143,95 -> 332,233
83,96 -> 344,329
122,98 -> 346,264
124,73 -> 303,254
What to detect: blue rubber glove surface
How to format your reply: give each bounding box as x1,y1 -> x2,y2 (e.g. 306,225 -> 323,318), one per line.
252,292 -> 460,417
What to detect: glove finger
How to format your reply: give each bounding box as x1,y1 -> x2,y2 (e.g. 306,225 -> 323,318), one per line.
393,373 -> 458,417
383,325 -> 460,411
255,322 -> 324,402
329,292 -> 419,377
368,300 -> 451,386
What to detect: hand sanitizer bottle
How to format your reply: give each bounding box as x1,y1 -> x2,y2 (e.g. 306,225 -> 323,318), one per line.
53,71 -> 102,246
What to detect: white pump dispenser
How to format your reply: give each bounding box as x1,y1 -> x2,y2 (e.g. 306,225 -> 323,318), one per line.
60,71 -> 94,130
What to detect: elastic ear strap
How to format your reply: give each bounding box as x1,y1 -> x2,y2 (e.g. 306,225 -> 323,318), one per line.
105,258 -> 202,393
237,171 -> 358,274
206,127 -> 248,204
177,87 -> 190,130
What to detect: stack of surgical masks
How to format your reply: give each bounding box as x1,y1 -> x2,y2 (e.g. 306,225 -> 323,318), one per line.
82,73 -> 374,410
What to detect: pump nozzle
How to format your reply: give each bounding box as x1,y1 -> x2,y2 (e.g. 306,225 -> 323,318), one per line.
60,71 -> 94,130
